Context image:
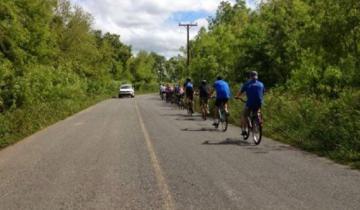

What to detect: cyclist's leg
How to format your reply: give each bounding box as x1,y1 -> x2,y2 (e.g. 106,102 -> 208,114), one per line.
204,97 -> 210,114
190,98 -> 194,113
222,98 -> 229,114
241,106 -> 250,134
253,106 -> 262,124
200,98 -> 204,112
213,99 -> 221,125
189,94 -> 194,113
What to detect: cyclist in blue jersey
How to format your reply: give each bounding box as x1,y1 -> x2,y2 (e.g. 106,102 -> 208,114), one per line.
235,71 -> 265,136
212,76 -> 231,126
184,78 -> 194,114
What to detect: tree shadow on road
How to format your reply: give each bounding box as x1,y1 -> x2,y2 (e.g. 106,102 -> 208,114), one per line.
202,139 -> 309,154
202,138 -> 253,146
176,117 -> 204,121
181,127 -> 219,132
161,113 -> 189,117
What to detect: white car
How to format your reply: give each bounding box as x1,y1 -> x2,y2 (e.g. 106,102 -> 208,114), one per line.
119,84 -> 135,98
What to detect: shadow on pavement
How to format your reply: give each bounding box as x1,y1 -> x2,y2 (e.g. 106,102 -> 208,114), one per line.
176,118 -> 204,121
182,127 -> 219,132
161,113 -> 190,117
243,144 -> 305,154
202,138 -> 253,146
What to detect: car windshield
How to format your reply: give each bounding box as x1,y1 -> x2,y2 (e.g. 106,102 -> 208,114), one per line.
121,85 -> 132,89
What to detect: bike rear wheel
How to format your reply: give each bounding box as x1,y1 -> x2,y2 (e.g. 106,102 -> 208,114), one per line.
251,117 -> 262,145
219,109 -> 228,132
243,121 -> 250,140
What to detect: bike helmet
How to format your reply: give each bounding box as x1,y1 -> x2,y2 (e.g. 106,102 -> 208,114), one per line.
250,71 -> 258,79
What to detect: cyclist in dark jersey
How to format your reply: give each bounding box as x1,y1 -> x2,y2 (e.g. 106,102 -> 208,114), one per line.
199,80 -> 210,114
184,78 -> 194,100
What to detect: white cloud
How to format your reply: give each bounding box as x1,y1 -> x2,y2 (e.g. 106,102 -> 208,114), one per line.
70,0 -> 256,58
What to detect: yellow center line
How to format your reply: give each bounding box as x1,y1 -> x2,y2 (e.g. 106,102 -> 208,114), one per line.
134,99 -> 175,210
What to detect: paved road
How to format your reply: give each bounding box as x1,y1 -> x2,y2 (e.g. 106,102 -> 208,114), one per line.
0,95 -> 359,210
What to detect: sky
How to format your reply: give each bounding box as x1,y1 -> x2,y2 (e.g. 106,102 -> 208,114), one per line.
69,0 -> 257,58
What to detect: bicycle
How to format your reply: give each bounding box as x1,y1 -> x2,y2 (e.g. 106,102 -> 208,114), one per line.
237,98 -> 263,145
213,99 -> 228,132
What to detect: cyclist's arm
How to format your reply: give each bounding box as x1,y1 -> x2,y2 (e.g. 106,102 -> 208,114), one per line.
235,91 -> 243,99
235,83 -> 247,99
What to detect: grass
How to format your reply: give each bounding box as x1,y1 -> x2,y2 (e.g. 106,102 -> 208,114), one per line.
262,90 -> 360,169
0,85 -> 157,150
0,94 -> 111,149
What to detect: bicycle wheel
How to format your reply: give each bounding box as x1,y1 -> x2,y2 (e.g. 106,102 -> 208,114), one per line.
252,117 -> 262,145
219,109 -> 228,132
243,119 -> 250,140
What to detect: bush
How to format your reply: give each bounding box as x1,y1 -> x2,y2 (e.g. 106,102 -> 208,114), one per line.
263,89 -> 360,167
137,82 -> 159,94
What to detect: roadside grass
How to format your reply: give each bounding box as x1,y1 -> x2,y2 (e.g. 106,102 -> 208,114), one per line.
0,94 -> 111,149
193,89 -> 360,169
0,83 -> 159,150
263,90 -> 360,169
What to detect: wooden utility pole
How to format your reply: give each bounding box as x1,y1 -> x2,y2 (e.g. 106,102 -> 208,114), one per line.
179,23 -> 197,67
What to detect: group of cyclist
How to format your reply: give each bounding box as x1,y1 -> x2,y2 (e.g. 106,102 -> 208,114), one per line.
160,71 -> 265,136
160,83 -> 185,105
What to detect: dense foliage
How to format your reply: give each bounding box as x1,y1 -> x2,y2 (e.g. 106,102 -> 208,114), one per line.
0,0 -> 162,147
169,0 -> 359,167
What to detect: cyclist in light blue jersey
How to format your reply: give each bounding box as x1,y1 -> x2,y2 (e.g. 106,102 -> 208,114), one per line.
212,76 -> 231,126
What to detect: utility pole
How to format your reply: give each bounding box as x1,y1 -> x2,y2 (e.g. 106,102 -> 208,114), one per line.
179,23 -> 197,67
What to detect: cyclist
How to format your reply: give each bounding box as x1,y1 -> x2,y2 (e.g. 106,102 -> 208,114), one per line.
178,84 -> 185,108
199,80 -> 210,116
160,84 -> 166,100
184,78 -> 194,114
212,76 -> 231,126
165,84 -> 172,103
235,71 -> 265,136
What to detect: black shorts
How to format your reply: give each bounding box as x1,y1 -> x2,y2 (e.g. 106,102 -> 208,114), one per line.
200,97 -> 208,105
186,94 -> 193,101
186,90 -> 194,100
215,98 -> 228,107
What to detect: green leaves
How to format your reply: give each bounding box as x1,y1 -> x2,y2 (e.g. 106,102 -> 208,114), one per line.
174,0 -> 360,167
0,0 -> 139,112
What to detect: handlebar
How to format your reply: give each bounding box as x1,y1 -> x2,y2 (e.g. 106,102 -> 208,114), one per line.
235,97 -> 246,103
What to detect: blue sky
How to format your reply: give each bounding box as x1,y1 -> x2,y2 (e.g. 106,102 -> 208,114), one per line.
166,10 -> 212,24
70,0 -> 257,57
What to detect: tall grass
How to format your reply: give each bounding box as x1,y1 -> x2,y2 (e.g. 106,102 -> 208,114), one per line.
0,95 -> 111,148
263,89 -> 360,168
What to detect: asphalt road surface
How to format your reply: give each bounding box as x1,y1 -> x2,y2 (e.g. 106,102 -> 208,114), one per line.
0,94 -> 359,210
